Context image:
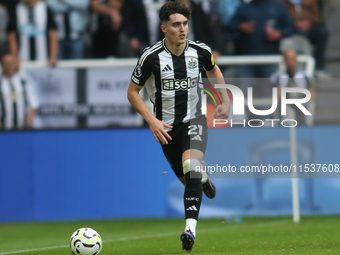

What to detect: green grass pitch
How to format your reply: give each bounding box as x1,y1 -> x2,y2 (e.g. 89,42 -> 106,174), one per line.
0,216 -> 339,254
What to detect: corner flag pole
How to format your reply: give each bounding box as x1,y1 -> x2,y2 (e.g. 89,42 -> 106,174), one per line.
289,107 -> 300,223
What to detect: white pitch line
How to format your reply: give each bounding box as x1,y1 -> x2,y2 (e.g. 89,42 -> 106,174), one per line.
0,245 -> 68,255
0,219 -> 290,255
0,232 -> 181,255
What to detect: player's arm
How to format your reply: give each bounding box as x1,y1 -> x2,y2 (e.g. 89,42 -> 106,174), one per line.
48,29 -> 59,66
7,6 -> 19,65
91,0 -> 113,15
91,0 -> 122,31
8,31 -> 18,62
26,109 -> 36,128
206,65 -> 231,119
127,81 -> 172,144
24,76 -> 39,128
47,7 -> 59,66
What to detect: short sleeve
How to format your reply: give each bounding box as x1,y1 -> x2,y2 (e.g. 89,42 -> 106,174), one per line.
7,5 -> 17,33
22,76 -> 39,109
197,42 -> 215,72
131,51 -> 153,86
47,7 -> 57,30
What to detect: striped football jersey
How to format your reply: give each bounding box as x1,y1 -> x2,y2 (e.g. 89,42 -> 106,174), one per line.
131,39 -> 215,128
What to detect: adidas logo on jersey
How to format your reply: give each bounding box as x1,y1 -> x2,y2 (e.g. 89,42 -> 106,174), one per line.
191,135 -> 202,141
186,205 -> 198,211
162,64 -> 172,72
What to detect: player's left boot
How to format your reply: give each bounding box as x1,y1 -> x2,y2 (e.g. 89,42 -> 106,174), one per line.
202,177 -> 216,199
201,161 -> 216,199
180,229 -> 195,251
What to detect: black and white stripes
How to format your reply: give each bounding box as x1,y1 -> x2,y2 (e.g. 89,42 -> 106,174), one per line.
131,39 -> 215,129
16,2 -> 48,61
0,74 -> 38,130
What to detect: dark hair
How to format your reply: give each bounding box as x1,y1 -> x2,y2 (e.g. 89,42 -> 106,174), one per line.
159,0 -> 191,23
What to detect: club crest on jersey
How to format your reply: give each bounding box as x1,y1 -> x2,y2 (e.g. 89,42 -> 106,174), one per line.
188,58 -> 198,69
162,77 -> 198,90
134,65 -> 142,77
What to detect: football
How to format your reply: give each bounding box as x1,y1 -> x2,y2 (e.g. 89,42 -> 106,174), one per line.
69,228 -> 102,255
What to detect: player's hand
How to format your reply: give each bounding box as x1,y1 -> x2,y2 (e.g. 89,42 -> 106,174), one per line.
110,9 -> 122,31
212,50 -> 220,59
295,20 -> 311,32
266,29 -> 282,41
240,21 -> 255,34
129,37 -> 141,51
213,104 -> 230,119
48,56 -> 58,67
148,118 -> 173,145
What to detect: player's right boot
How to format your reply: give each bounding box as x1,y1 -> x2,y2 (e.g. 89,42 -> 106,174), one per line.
201,161 -> 216,199
180,229 -> 195,251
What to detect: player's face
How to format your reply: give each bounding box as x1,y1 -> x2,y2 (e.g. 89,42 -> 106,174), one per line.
162,14 -> 188,46
1,55 -> 17,78
284,50 -> 298,71
25,0 -> 38,7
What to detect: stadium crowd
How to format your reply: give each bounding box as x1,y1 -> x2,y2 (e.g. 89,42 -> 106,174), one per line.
0,0 -> 331,78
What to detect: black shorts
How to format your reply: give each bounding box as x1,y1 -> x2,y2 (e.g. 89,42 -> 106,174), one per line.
161,117 -> 208,178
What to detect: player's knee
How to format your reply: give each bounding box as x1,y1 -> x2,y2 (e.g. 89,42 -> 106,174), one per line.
183,158 -> 201,176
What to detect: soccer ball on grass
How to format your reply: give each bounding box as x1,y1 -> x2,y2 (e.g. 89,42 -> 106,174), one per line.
70,228 -> 102,255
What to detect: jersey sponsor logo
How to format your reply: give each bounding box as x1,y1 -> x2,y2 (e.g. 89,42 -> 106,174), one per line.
134,65 -> 142,78
188,58 -> 198,69
162,77 -> 198,91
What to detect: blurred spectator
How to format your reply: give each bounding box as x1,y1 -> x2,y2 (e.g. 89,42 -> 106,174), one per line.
90,0 -> 124,58
279,0 -> 330,78
0,0 -> 20,5
218,0 -> 240,35
179,0 -> 222,57
142,0 -> 165,46
0,53 -> 39,130
195,0 -> 221,27
124,0 -> 223,57
7,0 -> 59,66
197,0 -> 227,54
316,0 -> 325,24
217,0 -> 241,54
125,0 -> 223,57
123,0 -> 150,56
270,49 -> 315,124
47,0 -> 90,60
0,3 -> 8,56
228,0 -> 294,79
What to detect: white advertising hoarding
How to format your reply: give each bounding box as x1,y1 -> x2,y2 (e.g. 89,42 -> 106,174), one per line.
25,67 -> 143,129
